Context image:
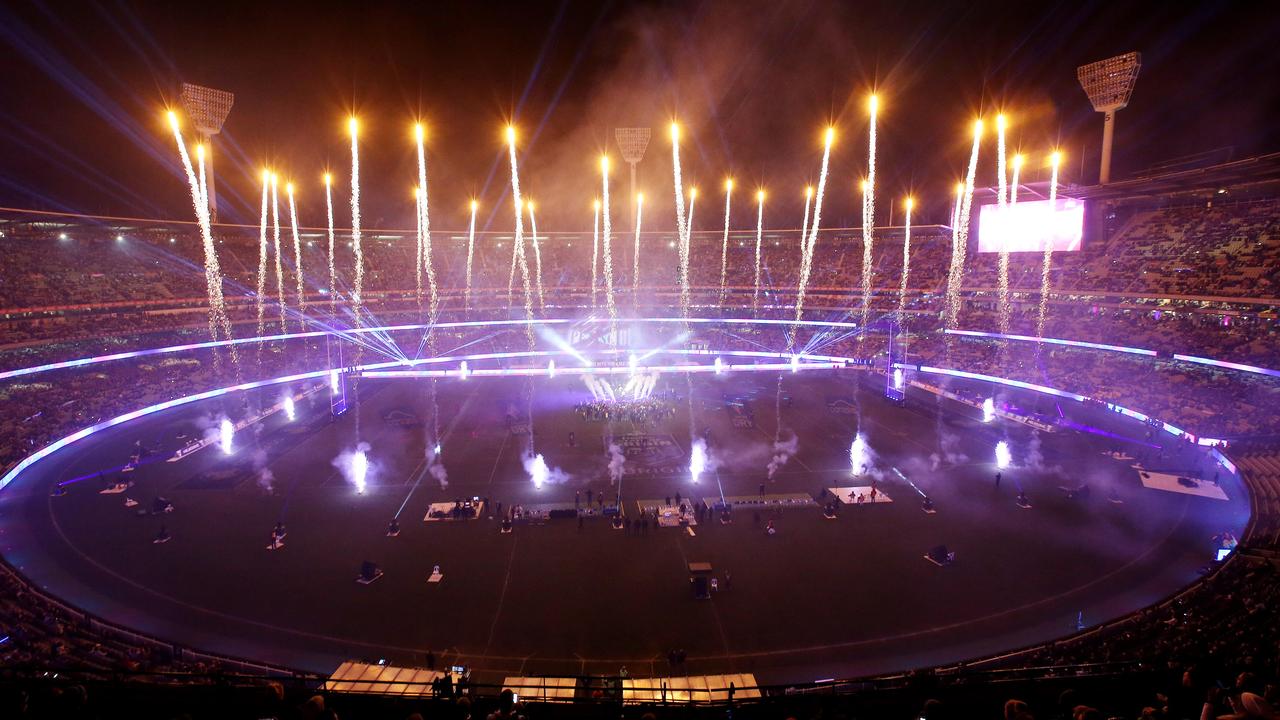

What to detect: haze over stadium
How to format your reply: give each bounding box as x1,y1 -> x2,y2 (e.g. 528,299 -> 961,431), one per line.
1,2 -> 1279,719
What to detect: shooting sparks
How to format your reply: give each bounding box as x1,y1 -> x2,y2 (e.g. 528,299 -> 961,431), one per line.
219,417 -> 234,456
1010,154 -> 1024,205
464,200 -> 477,310
996,114 -> 1011,335
527,199 -> 546,310
753,189 -> 765,313
946,120 -> 982,328
898,196 -> 914,321
632,193 -> 643,307
1038,151 -> 1064,339
348,116 -> 364,322
995,440 -> 1012,470
792,129 -> 834,345
861,95 -> 878,331
271,174 -> 285,330
720,179 -> 733,304
324,172 -> 336,304
287,182 -> 304,326
600,155 -> 616,321
256,170 -> 269,340
689,438 -> 708,484
670,122 -> 690,318
414,123 -> 438,316
591,199 -> 601,308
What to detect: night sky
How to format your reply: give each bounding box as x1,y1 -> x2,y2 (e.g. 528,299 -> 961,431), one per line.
1,0 -> 1277,232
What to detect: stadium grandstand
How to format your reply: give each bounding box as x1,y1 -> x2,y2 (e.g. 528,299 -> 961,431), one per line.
5,4 -> 1280,719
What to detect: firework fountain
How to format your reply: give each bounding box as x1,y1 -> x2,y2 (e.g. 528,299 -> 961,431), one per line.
790,128 -> 835,346
504,125 -> 534,331
753,190 -> 765,313
527,200 -> 545,310
670,123 -> 690,318
219,417 -> 235,455
850,433 -> 872,476
600,155 -> 617,321
287,183 -> 304,324
898,197 -> 914,320
719,180 -> 733,303
349,118 -> 364,320
505,124 -> 539,478
860,96 -> 878,331
995,439 -> 1012,470
324,173 -> 336,302
415,124 -> 438,316
166,113 -> 233,350
414,189 -> 425,306
591,200 -> 600,308
464,200 -> 477,310
996,114 -> 1011,334
1037,151 -> 1062,339
632,194 -> 643,307
348,117 -> 365,443
256,170 -> 269,339
270,175 -> 286,330
1010,154 -> 1023,205
945,120 -> 982,328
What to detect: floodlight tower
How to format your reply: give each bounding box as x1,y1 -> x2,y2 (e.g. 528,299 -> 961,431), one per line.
614,127 -> 651,230
1076,52 -> 1141,184
179,83 -> 235,220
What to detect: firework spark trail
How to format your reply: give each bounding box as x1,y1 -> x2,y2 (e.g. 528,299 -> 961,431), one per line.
861,97 -> 878,332
192,143 -> 223,354
527,201 -> 545,310
270,176 -> 286,331
256,172 -> 269,340
600,156 -> 617,321
591,200 -> 600,308
415,124 -> 438,316
415,189 -> 424,308
790,129 -> 834,350
505,127 -> 535,345
346,118 -> 365,442
946,121 -> 982,328
996,115 -> 1011,334
507,218 -> 519,304
719,180 -> 733,304
898,198 -> 914,321
349,118 -> 364,324
632,194 -> 643,308
1038,152 -> 1062,340
1010,154 -> 1023,205
670,123 -> 690,319
287,183 -> 304,326
168,115 -> 235,365
324,174 -> 336,307
464,200 -> 477,311
753,190 -> 764,314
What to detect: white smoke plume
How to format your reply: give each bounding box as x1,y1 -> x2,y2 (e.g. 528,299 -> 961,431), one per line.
607,442 -> 626,484
249,447 -> 275,493
523,450 -> 570,488
766,431 -> 799,480
429,460 -> 449,490
929,429 -> 970,470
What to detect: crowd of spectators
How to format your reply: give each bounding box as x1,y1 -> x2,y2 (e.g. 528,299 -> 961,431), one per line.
0,196 -> 1278,716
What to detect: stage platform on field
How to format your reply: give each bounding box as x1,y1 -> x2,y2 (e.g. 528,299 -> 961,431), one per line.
707,493 -> 817,509
829,486 -> 894,504
1137,468 -> 1229,500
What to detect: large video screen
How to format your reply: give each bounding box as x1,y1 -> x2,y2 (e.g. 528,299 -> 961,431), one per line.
977,198 -> 1084,253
